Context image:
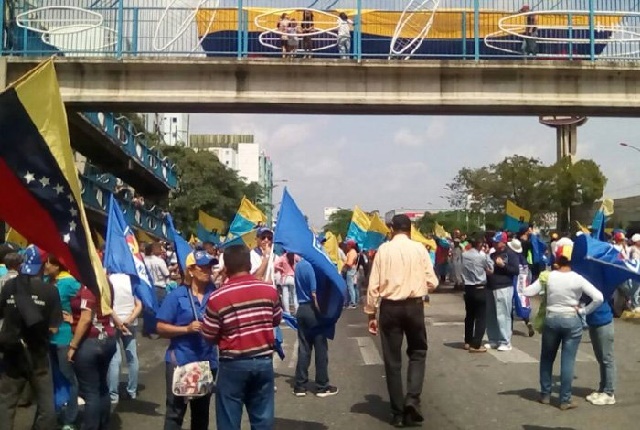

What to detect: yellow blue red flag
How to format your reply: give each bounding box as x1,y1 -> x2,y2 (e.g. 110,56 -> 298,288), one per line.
0,60 -> 110,311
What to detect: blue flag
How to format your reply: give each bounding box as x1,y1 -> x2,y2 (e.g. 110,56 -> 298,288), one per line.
590,209 -> 606,242
165,214 -> 193,274
530,233 -> 548,265
572,234 -> 640,299
274,188 -> 347,339
104,195 -> 156,312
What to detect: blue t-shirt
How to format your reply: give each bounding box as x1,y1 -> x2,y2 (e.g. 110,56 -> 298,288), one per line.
295,259 -> 316,304
0,265 -> 7,277
157,284 -> 218,369
51,273 -> 81,346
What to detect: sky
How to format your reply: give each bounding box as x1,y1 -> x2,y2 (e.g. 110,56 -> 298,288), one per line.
189,114 -> 640,228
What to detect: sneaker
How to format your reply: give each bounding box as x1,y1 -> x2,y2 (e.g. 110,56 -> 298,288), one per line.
633,307 -> 640,313
539,395 -> 551,405
316,386 -> 339,398
348,304 -> 357,309
590,393 -> 615,405
293,387 -> 307,397
497,344 -> 513,352
586,392 -> 602,403
463,343 -> 470,350
61,425 -> 76,430
468,346 -> 487,353
559,401 -> 578,411
483,343 -> 497,350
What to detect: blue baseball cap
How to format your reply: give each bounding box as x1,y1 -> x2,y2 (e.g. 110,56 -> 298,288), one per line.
21,245 -> 47,275
185,249 -> 217,267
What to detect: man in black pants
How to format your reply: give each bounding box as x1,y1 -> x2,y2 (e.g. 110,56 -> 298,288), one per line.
0,245 -> 62,430
365,215 -> 438,427
461,236 -> 493,353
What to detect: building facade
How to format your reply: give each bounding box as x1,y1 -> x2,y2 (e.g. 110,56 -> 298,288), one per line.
189,134 -> 274,223
143,113 -> 190,146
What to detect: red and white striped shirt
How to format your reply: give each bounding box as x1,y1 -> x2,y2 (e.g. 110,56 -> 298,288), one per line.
202,274 -> 282,360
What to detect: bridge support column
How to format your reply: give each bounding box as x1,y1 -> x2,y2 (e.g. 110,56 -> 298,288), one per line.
539,116 -> 589,163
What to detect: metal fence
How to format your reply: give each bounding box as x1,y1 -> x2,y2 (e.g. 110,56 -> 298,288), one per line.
3,0 -> 640,60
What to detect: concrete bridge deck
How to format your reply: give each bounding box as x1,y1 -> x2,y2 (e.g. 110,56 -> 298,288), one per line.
2,57 -> 639,116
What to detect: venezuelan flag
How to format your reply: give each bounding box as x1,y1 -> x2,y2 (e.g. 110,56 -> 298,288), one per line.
411,225 -> 437,250
228,196 -> 266,238
0,60 -> 110,311
323,231 -> 343,273
434,222 -> 449,239
504,200 -> 531,233
365,213 -> 389,251
197,210 -> 226,245
346,206 -> 371,249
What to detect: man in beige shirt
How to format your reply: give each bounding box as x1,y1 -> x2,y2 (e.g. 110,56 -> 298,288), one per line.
365,214 -> 438,428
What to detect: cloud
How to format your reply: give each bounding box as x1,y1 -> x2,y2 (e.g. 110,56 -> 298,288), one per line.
393,118 -> 447,147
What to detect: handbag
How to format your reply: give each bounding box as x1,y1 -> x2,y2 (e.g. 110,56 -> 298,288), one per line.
171,288 -> 215,398
532,271 -> 550,334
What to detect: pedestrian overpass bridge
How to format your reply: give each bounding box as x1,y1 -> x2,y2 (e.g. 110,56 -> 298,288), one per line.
1,57 -> 639,117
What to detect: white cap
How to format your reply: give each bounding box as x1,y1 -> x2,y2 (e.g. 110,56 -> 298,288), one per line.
632,233 -> 640,243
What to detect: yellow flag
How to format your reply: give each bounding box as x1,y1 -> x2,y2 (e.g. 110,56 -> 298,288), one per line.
411,225 -> 436,249
575,221 -> 590,234
198,210 -> 227,234
368,213 -> 390,236
323,232 -> 343,273
601,198 -> 614,217
5,227 -> 28,248
189,234 -> 198,245
136,229 -> 155,244
237,196 -> 267,224
434,222 -> 449,239
93,230 -> 105,249
350,206 -> 371,231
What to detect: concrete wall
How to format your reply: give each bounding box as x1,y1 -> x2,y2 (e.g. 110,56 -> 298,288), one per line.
4,57 -> 640,116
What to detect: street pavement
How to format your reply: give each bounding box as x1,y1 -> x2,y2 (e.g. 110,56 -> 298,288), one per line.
16,285 -> 640,429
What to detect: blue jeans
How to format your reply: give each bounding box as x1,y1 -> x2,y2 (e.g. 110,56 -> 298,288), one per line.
629,281 -> 640,308
54,345 -> 79,425
540,314 -> 583,403
486,287 -> 513,346
216,357 -> 275,430
346,268 -> 358,306
588,322 -> 616,395
73,337 -> 117,430
108,327 -> 139,402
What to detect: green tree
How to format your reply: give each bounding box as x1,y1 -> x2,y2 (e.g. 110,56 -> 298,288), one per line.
323,209 -> 353,238
446,155 -> 606,230
551,157 -> 607,231
159,145 -> 256,233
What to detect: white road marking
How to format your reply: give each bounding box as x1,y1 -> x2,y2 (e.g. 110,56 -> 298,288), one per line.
351,336 -> 384,365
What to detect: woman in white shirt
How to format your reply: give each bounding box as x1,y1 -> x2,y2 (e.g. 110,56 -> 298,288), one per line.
524,244 -> 603,410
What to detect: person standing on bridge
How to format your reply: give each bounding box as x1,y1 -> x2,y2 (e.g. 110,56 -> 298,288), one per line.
365,214 -> 438,427
520,5 -> 538,56
337,12 -> 353,60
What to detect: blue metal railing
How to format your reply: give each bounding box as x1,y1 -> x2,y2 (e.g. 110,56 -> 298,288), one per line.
80,172 -> 169,240
79,112 -> 178,190
3,1 -> 640,61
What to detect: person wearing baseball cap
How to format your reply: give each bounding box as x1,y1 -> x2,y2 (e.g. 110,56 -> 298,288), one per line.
156,249 -> 218,430
0,244 -> 63,430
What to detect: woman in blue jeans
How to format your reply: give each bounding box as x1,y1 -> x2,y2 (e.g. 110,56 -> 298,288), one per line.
68,285 -> 117,430
525,245 -> 603,410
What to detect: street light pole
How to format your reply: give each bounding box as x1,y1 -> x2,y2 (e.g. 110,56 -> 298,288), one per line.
620,142 -> 640,153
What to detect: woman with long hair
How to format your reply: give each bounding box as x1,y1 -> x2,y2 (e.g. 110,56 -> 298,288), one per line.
524,244 -> 603,410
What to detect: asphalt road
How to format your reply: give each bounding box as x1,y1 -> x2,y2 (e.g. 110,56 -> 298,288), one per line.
16,285 -> 640,429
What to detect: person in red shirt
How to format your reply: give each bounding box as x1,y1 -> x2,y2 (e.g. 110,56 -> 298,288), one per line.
67,286 -> 116,430
202,245 -> 282,430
